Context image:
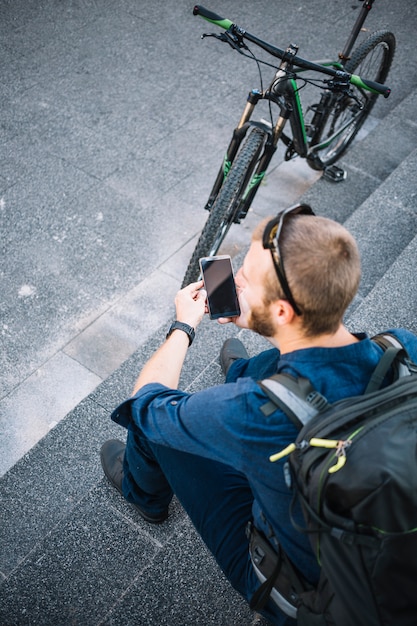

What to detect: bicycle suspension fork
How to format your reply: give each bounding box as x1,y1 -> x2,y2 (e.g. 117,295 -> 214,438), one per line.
203,90 -> 263,211
203,89 -> 289,216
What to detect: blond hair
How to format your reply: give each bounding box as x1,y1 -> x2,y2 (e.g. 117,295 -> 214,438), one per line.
254,214 -> 361,336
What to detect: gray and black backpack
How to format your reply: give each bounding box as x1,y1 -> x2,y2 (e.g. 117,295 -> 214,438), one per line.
250,334 -> 417,626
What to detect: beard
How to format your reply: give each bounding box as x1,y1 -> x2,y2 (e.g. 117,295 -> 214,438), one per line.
248,303 -> 275,338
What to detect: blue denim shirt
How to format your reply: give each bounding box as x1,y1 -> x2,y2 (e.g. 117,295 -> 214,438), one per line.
112,328 -> 417,584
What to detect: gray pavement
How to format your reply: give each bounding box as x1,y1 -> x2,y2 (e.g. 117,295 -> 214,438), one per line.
1,1 -> 417,624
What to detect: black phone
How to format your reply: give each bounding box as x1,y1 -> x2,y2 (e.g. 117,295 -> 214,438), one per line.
199,255 -> 241,320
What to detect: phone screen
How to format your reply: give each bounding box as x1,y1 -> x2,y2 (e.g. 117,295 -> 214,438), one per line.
199,256 -> 241,319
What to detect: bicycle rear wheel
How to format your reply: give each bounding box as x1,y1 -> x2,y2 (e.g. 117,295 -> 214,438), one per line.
182,127 -> 267,287
313,30 -> 395,167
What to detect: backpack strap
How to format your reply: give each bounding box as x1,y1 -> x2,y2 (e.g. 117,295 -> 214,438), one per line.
259,373 -> 329,430
366,333 -> 413,393
372,332 -> 405,352
258,334 -> 414,430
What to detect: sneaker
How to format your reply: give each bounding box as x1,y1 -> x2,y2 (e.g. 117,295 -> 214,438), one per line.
219,338 -> 249,376
100,439 -> 168,524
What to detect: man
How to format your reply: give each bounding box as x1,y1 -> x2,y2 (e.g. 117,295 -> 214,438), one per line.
101,206 -> 417,625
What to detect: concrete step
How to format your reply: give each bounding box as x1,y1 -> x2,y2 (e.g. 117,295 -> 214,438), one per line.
348,232 -> 417,336
344,147 -> 417,312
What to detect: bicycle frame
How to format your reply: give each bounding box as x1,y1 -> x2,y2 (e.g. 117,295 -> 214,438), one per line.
202,0 -> 379,220
340,0 -> 376,63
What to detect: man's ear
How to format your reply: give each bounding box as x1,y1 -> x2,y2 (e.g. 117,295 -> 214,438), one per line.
273,299 -> 297,326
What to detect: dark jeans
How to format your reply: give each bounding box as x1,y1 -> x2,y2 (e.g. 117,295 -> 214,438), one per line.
122,429 -> 295,626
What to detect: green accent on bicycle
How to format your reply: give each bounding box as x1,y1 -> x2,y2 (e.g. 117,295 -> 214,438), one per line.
350,74 -> 380,95
322,61 -> 344,70
291,79 -> 307,146
223,157 -> 232,180
243,172 -> 265,200
201,16 -> 233,30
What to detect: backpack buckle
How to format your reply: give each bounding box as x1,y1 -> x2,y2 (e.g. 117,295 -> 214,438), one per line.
306,391 -> 328,412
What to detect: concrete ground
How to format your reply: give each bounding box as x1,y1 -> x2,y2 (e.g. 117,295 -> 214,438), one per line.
1,1 -> 417,624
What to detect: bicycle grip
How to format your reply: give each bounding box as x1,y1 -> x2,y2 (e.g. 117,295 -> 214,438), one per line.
351,74 -> 391,98
193,5 -> 233,29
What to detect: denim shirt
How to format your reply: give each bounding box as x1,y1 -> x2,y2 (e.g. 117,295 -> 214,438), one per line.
112,328 -> 417,584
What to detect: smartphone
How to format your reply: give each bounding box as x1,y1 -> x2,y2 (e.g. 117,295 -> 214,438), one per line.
199,255 -> 241,319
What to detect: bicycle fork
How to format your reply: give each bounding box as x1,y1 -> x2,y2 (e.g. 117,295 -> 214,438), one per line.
203,89 -> 290,222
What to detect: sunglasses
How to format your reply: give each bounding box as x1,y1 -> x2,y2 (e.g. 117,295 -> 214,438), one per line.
262,204 -> 315,316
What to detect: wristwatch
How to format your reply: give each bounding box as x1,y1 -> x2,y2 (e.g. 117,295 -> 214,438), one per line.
166,321 -> 195,347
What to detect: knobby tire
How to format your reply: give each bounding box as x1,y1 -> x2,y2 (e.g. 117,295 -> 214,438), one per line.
182,128 -> 267,287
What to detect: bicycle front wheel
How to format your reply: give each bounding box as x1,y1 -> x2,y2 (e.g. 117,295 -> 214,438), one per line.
182,127 -> 267,287
314,30 -> 395,167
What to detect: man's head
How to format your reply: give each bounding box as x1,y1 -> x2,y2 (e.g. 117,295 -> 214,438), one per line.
235,210 -> 361,339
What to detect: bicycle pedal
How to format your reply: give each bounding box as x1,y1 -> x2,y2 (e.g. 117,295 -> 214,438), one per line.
322,165 -> 347,183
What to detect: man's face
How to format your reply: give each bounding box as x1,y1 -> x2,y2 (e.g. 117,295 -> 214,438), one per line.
234,240 -> 276,337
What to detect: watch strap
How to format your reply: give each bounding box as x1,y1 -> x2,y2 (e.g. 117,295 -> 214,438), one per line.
166,321 -> 195,346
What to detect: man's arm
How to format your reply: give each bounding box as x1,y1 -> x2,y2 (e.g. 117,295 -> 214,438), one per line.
132,281 -> 207,395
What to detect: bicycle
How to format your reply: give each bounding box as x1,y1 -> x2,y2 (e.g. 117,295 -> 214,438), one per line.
182,1 -> 395,287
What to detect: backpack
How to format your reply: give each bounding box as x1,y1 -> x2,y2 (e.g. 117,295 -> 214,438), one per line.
250,333 -> 417,626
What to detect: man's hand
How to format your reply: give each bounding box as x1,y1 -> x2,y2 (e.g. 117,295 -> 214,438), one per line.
175,280 -> 207,329
217,315 -> 239,325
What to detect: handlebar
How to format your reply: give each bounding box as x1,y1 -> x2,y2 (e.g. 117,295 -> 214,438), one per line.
193,5 -> 233,30
349,74 -> 390,97
193,5 -> 391,98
